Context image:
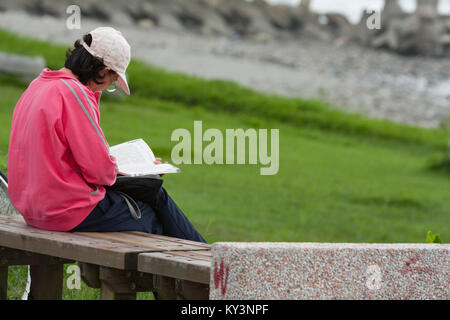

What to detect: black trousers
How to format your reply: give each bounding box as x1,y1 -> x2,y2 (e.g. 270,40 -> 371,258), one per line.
71,186 -> 207,243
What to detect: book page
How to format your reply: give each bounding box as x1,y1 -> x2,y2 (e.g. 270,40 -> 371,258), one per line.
110,139 -> 180,176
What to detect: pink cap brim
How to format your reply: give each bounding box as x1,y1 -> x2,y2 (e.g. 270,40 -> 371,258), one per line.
117,72 -> 130,95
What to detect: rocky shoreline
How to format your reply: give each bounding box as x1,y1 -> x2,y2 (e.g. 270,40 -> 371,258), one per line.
0,6 -> 449,129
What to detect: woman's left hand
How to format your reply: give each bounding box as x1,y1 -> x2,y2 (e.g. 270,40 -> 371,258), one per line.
154,158 -> 169,177
153,158 -> 168,166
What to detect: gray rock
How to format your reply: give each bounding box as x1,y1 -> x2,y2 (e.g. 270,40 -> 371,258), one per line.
361,0 -> 449,57
24,0 -> 63,17
264,4 -> 303,33
0,0 -> 28,12
212,0 -> 253,36
80,0 -> 112,22
416,0 -> 439,18
158,13 -> 185,33
0,51 -> 46,82
173,0 -> 233,37
372,12 -> 447,56
0,0 -> 448,58
323,13 -> 353,38
110,11 -> 136,28
382,0 -> 406,22
299,0 -> 311,12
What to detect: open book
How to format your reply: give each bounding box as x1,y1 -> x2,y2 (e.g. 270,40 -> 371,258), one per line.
110,139 -> 180,177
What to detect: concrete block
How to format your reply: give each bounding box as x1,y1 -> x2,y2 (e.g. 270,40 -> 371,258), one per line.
210,242 -> 449,300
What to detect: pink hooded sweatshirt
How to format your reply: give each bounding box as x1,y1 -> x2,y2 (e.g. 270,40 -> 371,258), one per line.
8,68 -> 118,231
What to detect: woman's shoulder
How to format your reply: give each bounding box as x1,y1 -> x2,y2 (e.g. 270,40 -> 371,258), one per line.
57,77 -> 99,107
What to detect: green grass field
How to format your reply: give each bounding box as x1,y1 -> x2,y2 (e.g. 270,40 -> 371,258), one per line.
0,28 -> 448,299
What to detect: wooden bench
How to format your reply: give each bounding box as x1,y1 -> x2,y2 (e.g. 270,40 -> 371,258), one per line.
0,215 -> 211,300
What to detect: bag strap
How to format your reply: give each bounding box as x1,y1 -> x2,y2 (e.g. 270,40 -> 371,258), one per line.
115,191 -> 142,220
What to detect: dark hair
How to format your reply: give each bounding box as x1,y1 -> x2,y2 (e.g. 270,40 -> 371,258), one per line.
65,34 -> 116,86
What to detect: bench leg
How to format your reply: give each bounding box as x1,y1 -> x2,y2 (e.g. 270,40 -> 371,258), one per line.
100,283 -> 136,300
99,267 -> 153,300
29,264 -> 63,300
175,279 -> 209,300
79,263 -> 101,288
153,275 -> 177,300
0,267 -> 7,300
99,267 -> 137,300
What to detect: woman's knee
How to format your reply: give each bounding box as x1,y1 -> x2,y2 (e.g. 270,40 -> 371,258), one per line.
154,186 -> 169,208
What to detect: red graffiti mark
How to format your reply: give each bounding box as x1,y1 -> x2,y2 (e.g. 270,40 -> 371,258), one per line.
214,259 -> 230,296
400,255 -> 434,276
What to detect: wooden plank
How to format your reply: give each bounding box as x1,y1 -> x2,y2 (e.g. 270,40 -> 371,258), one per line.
175,279 -> 209,300
0,217 -> 124,246
0,217 -> 147,269
0,227 -> 134,269
0,218 -> 126,249
161,250 -> 212,262
98,267 -> 154,300
126,231 -> 211,249
79,263 -> 101,288
29,263 -> 63,300
99,267 -> 137,300
1,215 -> 25,223
99,267 -> 154,292
100,283 -> 118,300
138,252 -> 211,284
0,247 -> 73,266
100,283 -> 136,300
153,275 -> 177,300
0,215 -> 210,272
0,217 -> 210,254
187,250 -> 212,257
0,266 -> 7,300
75,232 -> 210,252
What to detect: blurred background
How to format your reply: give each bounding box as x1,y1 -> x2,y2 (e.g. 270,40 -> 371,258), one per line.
0,0 -> 449,300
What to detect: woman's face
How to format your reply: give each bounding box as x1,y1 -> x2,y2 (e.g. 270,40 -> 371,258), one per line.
89,67 -> 119,92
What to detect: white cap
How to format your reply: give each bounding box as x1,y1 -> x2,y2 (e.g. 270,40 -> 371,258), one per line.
81,27 -> 131,95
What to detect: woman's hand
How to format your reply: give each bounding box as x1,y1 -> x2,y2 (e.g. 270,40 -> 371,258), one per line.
153,158 -> 168,166
154,158 -> 169,177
